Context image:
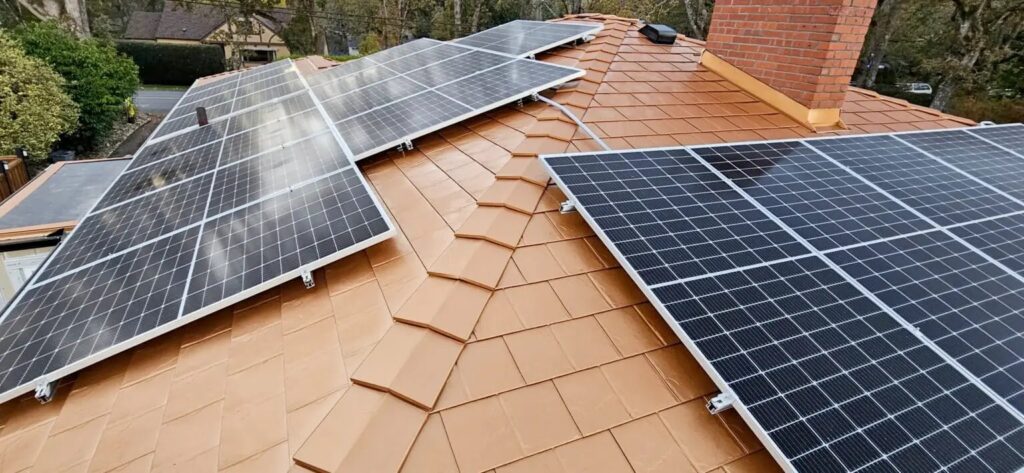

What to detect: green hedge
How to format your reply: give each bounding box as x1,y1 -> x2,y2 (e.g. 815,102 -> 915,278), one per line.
115,40 -> 225,85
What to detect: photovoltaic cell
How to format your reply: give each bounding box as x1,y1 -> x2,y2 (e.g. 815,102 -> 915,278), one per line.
335,91 -> 472,156
653,256 -> 1024,473
951,213 -> 1024,274
544,149 -> 809,286
454,20 -> 599,56
184,168 -> 389,313
311,65 -> 396,101
899,130 -> 1024,202
827,231 -> 1024,413
36,174 -> 213,281
226,93 -> 316,135
321,76 -> 425,121
435,60 -> 583,109
376,43 -> 467,74
404,51 -> 511,88
208,132 -> 347,215
95,141 -> 221,209
128,121 -> 227,171
220,109 -> 329,166
692,141 -> 933,251
969,125 -> 1024,155
0,228 -> 199,395
303,57 -> 376,88
811,135 -> 1024,226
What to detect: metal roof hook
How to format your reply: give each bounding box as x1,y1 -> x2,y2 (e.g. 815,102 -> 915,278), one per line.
706,392 -> 735,415
34,377 -> 56,404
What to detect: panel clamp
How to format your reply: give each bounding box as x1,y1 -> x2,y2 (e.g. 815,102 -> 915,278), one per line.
401,140 -> 414,151
34,377 -> 56,404
301,270 -> 315,289
706,392 -> 735,415
530,93 -> 541,101
559,200 -> 576,214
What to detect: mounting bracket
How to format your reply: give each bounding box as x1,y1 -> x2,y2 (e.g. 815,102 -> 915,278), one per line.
34,377 -> 56,404
706,392 -> 735,415
530,93 -> 541,101
301,270 -> 315,289
403,140 -> 414,151
559,200 -> 576,214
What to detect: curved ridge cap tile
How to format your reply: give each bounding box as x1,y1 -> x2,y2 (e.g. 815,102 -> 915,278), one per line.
496,158 -> 552,187
351,323 -> 463,409
478,180 -> 546,214
428,238 -> 513,290
394,276 -> 492,341
456,206 -> 532,249
292,385 -> 427,473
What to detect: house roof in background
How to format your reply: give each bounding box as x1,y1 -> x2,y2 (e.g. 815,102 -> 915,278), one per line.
0,159 -> 128,240
0,14 -> 977,473
123,0 -> 291,42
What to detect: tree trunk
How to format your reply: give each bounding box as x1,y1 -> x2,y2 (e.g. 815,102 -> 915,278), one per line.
453,0 -> 461,37
855,0 -> 898,88
16,0 -> 90,36
930,79 -> 957,111
470,0 -> 482,33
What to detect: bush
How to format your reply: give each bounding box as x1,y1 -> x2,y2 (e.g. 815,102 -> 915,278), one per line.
0,32 -> 79,163
359,33 -> 381,55
13,22 -> 140,150
950,96 -> 1024,124
116,40 -> 226,86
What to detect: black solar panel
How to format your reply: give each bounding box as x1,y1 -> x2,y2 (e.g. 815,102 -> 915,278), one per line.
811,135 -> 1024,226
335,91 -> 473,156
542,124 -> 1024,473
544,149 -> 809,285
654,256 -> 1024,473
951,213 -> 1024,274
899,130 -> 1024,202
693,141 -> 933,250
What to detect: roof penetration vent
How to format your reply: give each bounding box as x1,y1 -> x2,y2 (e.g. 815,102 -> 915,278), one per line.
639,24 -> 677,44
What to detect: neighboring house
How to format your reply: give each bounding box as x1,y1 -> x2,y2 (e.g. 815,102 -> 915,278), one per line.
0,159 -> 127,305
0,5 -> 985,473
124,1 -> 292,64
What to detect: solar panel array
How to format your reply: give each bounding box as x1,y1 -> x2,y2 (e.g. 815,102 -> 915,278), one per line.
454,20 -> 601,57
306,37 -> 587,158
0,19 -> 593,404
543,123 -> 1024,472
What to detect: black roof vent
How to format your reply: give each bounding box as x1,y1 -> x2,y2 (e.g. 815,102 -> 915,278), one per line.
639,24 -> 677,44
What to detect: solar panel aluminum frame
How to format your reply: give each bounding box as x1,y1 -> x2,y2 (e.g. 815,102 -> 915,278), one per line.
454,20 -> 602,58
0,63 -> 396,404
345,53 -> 586,161
539,123 -> 1024,473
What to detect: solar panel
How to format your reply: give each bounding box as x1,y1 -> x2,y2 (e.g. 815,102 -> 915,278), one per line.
899,130 -> 1024,202
0,59 -> 395,403
968,124 -> 1024,154
542,124 -> 1024,472
454,20 -> 601,57
810,135 -> 1024,226
692,141 -> 933,250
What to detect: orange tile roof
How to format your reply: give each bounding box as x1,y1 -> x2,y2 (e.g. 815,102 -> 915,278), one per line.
0,14 -> 977,473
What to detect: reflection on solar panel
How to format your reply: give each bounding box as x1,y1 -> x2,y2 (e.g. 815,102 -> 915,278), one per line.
969,124 -> 1024,154
543,123 -> 1024,472
454,20 -> 601,57
0,58 -> 395,403
307,37 -> 585,159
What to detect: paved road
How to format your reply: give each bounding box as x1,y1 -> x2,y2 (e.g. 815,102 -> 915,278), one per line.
133,90 -> 185,113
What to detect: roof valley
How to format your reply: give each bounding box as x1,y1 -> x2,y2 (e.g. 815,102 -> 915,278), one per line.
289,18 -> 626,473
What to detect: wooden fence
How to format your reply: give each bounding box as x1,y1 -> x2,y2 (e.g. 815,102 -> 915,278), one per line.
0,156 -> 30,201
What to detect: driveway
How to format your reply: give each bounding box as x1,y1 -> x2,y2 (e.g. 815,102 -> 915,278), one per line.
134,90 -> 185,114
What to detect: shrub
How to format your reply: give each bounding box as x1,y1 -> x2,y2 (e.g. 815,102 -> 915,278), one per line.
0,32 -> 79,163
116,40 -> 226,86
359,33 -> 381,55
13,22 -> 140,150
950,96 -> 1024,124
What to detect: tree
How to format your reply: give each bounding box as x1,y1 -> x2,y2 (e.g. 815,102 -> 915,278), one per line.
14,0 -> 91,35
359,31 -> 381,53
856,0 -> 902,88
0,32 -> 79,162
13,21 -> 139,150
929,0 -> 1024,110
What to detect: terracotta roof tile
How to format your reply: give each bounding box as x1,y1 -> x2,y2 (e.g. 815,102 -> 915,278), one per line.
501,381 -> 581,454
351,323 -> 462,409
596,307 -> 665,356
550,274 -> 613,317
496,157 -> 551,186
612,414 -> 698,473
457,206 -> 531,248
505,326 -> 575,383
441,395 -> 524,472
554,431 -> 635,472
660,400 -> 747,471
400,414 -> 459,473
589,268 -> 645,307
520,213 -> 564,246
505,282 -> 572,327
602,355 -> 678,417
512,244 -> 569,282
550,317 -> 621,370
429,238 -> 513,289
473,291 -> 529,340
395,276 -> 491,340
553,367 -> 630,435
478,179 -> 546,213
293,386 -> 426,473
646,345 -> 716,403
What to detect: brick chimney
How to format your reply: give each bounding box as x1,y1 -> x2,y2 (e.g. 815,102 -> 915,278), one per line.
700,0 -> 878,129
